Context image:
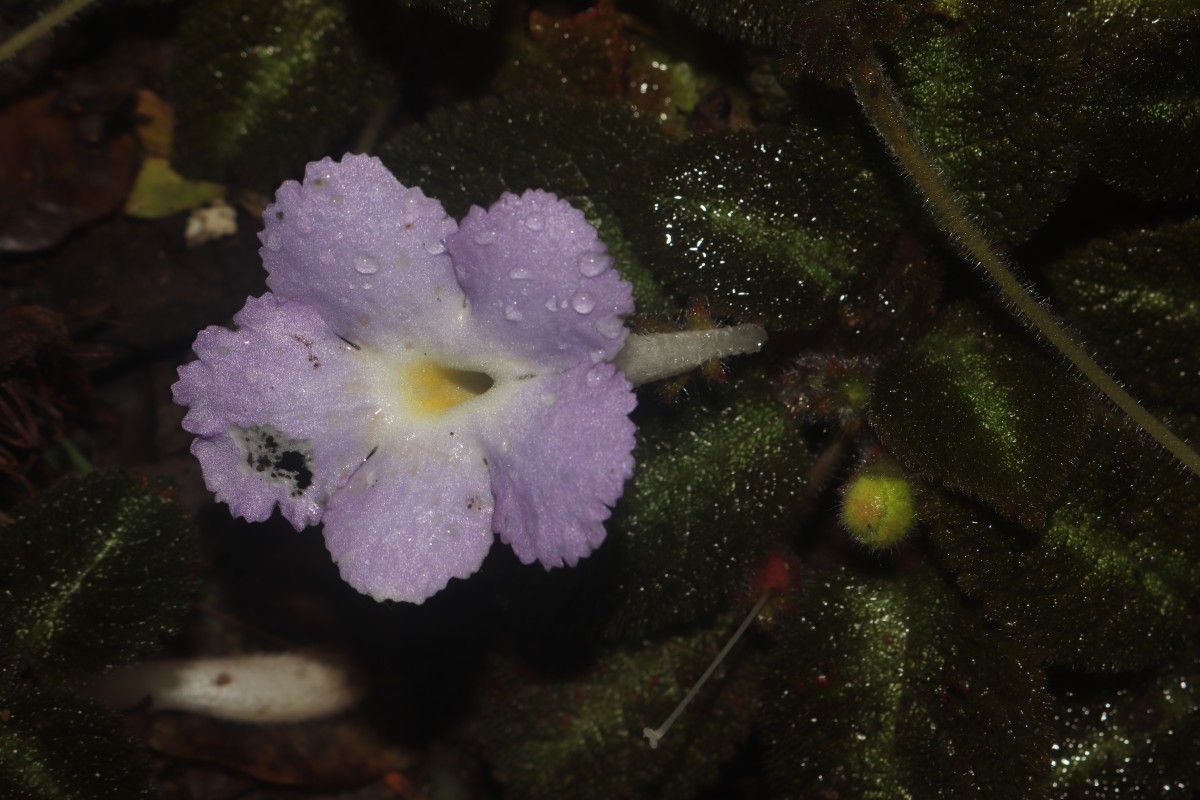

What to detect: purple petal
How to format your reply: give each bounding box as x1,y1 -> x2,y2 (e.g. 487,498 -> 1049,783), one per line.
477,362 -> 636,568
173,294 -> 374,529
261,154 -> 463,349
448,190 -> 634,370
320,439 -> 496,603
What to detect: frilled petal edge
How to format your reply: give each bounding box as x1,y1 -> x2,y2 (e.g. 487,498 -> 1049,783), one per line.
172,294 -> 376,529
261,154 -> 464,350
448,190 -> 633,371
476,361 -> 636,568
320,436 -> 496,603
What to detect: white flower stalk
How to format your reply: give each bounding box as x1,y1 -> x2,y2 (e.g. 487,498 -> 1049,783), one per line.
614,324 -> 768,387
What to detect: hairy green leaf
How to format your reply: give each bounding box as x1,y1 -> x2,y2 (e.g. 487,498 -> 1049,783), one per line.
605,378 -> 809,640
1067,0 -> 1195,50
0,471 -> 196,683
394,0 -> 494,28
887,0 -> 1079,246
1048,652 -> 1200,797
379,93 -> 674,317
481,611 -> 761,800
923,416 -> 1200,671
868,302 -> 1092,528
1046,219 -> 1200,407
172,0 -> 382,189
619,118 -> 906,330
762,567 -> 1052,799
664,0 -> 907,83
1074,11 -> 1200,200
0,686 -> 153,800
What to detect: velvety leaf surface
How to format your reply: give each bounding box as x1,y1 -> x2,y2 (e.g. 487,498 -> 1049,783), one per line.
172,0 -> 382,189
662,0 -> 905,83
481,611 -> 762,800
1045,219 -> 1200,407
1066,0 -> 1195,50
0,687 -> 153,799
619,119 -> 906,330
395,0 -> 494,28
0,471 -> 196,683
887,0 -> 1079,246
1048,652 -> 1200,798
1074,11 -> 1200,200
661,0 -> 822,49
762,566 -> 1052,799
924,416 -> 1200,672
379,93 -> 674,317
868,302 -> 1092,528
605,378 -> 810,640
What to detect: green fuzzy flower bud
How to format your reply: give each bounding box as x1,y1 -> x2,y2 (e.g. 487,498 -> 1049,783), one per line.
841,465 -> 917,549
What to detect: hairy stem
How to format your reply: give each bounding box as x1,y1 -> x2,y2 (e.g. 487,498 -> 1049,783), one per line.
0,0 -> 97,63
851,51 -> 1200,478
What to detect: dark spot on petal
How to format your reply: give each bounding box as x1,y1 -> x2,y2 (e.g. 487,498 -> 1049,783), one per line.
275,210 -> 284,220
276,450 -> 313,492
232,425 -> 316,500
214,673 -> 233,687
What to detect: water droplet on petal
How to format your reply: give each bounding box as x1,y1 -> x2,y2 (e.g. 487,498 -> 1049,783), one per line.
354,255 -> 379,274
331,194 -> 344,205
265,232 -> 282,251
590,348 -> 606,364
524,214 -> 544,231
578,252 -> 610,277
425,241 -> 446,255
505,305 -> 524,321
319,250 -> 334,266
596,317 -> 625,340
571,291 -> 595,314
473,228 -> 497,245
509,268 -> 531,280
545,297 -> 558,312
586,367 -> 606,387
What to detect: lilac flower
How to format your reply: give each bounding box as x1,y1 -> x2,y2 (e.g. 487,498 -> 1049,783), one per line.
173,154 -> 637,603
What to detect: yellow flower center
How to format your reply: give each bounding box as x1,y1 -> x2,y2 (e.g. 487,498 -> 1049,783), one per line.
402,360 -> 494,416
